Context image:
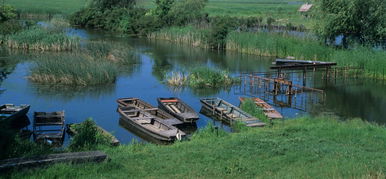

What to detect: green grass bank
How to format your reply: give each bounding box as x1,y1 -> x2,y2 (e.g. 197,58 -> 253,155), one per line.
5,117 -> 386,178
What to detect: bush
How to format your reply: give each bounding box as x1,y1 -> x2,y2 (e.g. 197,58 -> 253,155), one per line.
69,118 -> 110,151
0,5 -> 17,22
207,17 -> 232,50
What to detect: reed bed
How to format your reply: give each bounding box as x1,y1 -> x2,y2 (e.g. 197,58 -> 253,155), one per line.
166,67 -> 236,88
6,26 -> 79,51
148,26 -> 209,48
166,72 -> 188,86
84,41 -> 140,66
29,54 -> 118,86
226,31 -> 333,60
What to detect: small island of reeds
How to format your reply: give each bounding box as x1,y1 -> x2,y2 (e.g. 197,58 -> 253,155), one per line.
166,67 -> 237,88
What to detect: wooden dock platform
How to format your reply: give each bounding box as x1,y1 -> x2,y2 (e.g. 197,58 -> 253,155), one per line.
0,151 -> 107,171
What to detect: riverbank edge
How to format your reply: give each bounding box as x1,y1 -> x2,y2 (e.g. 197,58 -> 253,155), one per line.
4,116 -> 386,178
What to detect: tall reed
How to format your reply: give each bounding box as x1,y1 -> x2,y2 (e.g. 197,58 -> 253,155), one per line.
29,54 -> 118,86
148,26 -> 209,48
6,24 -> 79,51
166,67 -> 236,88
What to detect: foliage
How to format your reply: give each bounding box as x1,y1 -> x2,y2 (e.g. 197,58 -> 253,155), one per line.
7,117 -> 386,178
207,17 -> 231,50
166,0 -> 208,26
0,120 -> 52,160
240,98 -> 269,123
0,21 -> 22,41
0,4 -> 17,22
69,118 -> 111,152
88,0 -> 135,9
70,0 -> 208,35
315,0 -> 386,45
153,0 -> 175,25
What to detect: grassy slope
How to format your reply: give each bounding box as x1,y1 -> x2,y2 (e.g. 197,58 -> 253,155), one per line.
6,0 -> 87,14
7,117 -> 386,178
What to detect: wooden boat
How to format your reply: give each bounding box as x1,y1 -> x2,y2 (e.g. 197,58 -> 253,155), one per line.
33,111 -> 65,146
118,106 -> 185,142
67,123 -> 120,146
157,97 -> 199,123
117,97 -> 153,109
117,97 -> 183,125
200,98 -> 265,127
0,104 -> 30,121
239,97 -> 283,119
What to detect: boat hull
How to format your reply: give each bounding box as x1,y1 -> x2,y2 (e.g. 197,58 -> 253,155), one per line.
157,97 -> 199,123
200,98 -> 265,127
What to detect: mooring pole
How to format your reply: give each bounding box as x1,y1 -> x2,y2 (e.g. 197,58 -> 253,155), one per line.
303,67 -> 307,86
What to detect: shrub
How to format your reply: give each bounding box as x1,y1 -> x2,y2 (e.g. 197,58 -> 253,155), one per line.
0,5 -> 17,22
69,118 -> 110,151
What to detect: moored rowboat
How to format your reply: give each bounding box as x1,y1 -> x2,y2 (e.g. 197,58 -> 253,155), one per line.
200,98 -> 265,127
157,97 -> 199,123
239,97 -> 283,119
0,104 -> 30,122
118,106 -> 185,141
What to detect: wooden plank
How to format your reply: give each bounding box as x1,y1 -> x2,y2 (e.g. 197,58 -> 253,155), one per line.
169,104 -> 181,113
0,151 -> 107,171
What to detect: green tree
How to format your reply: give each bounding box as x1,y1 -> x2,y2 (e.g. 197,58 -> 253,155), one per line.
167,0 -> 208,26
0,4 -> 16,22
153,0 -> 175,25
315,0 -> 386,46
88,0 -> 135,9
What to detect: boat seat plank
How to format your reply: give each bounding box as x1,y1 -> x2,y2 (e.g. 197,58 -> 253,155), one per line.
169,105 -> 181,113
163,119 -> 183,126
161,99 -> 178,103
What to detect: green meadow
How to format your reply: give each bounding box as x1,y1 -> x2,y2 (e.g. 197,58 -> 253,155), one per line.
6,0 -> 87,15
138,0 -> 311,27
5,117 -> 386,178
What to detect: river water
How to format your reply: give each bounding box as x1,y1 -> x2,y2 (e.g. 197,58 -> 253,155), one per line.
1,29 -> 386,144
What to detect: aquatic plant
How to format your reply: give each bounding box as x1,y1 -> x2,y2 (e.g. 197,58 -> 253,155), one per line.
188,67 -> 234,88
6,25 -> 79,51
148,26 -> 208,48
166,72 -> 187,86
84,41 -> 140,66
29,54 -> 118,86
166,67 -> 236,88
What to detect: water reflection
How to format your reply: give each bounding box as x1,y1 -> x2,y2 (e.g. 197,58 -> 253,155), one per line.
31,84 -> 116,101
